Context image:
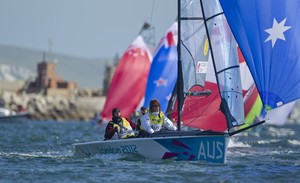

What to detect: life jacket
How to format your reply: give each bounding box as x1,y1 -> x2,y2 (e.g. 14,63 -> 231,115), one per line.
149,111 -> 164,132
110,118 -> 135,139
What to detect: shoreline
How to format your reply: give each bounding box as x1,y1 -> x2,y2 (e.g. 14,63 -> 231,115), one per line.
0,91 -> 106,121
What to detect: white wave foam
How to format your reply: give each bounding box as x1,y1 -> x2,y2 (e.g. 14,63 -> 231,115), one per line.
268,127 -> 295,137
257,139 -> 281,144
228,139 -> 251,148
288,140 -> 300,146
0,150 -> 72,158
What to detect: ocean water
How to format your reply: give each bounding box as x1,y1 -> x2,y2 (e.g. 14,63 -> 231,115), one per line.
0,120 -> 299,183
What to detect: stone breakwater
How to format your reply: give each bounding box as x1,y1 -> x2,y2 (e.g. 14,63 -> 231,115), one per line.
1,91 -> 300,123
0,91 -> 105,121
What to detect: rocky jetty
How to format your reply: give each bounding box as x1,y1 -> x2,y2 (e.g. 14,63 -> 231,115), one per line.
1,90 -> 300,123
0,91 -> 105,121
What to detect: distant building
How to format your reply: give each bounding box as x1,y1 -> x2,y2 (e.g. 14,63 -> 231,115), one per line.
36,61 -> 56,89
26,60 -> 77,97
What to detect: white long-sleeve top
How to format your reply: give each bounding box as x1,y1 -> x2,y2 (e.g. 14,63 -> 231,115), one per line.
141,112 -> 177,134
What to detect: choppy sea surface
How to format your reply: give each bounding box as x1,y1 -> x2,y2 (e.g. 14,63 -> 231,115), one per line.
0,119 -> 300,183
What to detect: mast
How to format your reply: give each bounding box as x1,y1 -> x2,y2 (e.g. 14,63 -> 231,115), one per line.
177,0 -> 183,131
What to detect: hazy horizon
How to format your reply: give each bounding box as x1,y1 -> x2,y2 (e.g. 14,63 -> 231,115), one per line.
0,0 -> 177,59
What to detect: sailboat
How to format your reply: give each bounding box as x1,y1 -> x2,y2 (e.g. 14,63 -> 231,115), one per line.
241,55 -> 296,127
0,107 -> 29,123
100,35 -> 152,121
169,1 -> 245,133
242,85 -> 296,127
143,22 -> 178,113
72,0 -> 265,164
264,102 -> 296,126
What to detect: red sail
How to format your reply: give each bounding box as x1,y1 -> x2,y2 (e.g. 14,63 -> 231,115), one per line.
171,57 -> 227,132
101,36 -> 152,121
171,84 -> 227,132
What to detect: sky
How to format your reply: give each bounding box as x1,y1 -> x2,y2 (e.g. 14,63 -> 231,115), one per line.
0,0 -> 177,59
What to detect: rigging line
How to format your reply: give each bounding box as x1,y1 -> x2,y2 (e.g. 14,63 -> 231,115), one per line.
180,13 -> 207,85
140,0 -> 156,49
147,0 -> 155,45
149,0 -> 155,25
182,23 -> 205,41
180,17 -> 206,85
181,40 -> 197,82
183,88 -> 216,122
184,91 -> 219,127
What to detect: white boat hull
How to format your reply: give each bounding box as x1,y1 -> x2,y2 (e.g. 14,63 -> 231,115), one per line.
73,133 -> 230,164
0,112 -> 29,123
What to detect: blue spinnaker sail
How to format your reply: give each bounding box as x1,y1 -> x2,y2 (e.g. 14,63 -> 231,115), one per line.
143,22 -> 178,113
220,0 -> 300,110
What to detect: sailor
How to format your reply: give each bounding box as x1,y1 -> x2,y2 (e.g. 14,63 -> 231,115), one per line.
136,106 -> 148,131
138,99 -> 177,137
104,108 -> 135,140
140,106 -> 148,116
